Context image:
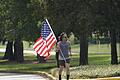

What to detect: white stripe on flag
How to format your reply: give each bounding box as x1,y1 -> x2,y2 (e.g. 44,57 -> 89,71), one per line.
33,38 -> 43,48
46,33 -> 52,40
48,39 -> 56,50
39,47 -> 48,56
38,42 -> 47,55
46,35 -> 54,45
34,42 -> 44,52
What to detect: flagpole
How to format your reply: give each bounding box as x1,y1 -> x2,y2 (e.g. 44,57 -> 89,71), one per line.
59,46 -> 67,63
45,19 -> 67,63
45,19 -> 57,41
45,19 -> 57,58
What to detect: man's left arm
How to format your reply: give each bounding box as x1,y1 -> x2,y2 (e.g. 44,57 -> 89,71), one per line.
68,42 -> 72,56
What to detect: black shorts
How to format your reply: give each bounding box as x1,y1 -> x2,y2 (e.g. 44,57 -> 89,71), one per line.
59,59 -> 70,67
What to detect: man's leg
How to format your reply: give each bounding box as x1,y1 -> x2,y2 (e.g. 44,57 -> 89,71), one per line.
59,66 -> 64,80
65,63 -> 70,80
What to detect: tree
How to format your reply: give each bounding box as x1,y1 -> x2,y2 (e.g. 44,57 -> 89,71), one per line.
0,0 -> 28,62
0,0 -> 48,62
96,0 -> 120,64
0,0 -> 15,61
48,0 -> 120,65
3,41 -> 14,61
48,0 -> 97,65
93,0 -> 120,64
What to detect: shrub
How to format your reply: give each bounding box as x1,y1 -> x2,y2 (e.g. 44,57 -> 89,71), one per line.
50,65 -> 120,79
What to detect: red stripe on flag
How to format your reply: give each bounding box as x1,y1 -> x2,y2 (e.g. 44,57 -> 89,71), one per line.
39,45 -> 47,56
46,33 -> 53,42
33,37 -> 43,48
36,37 -> 42,42
38,42 -> 47,55
47,37 -> 55,47
36,42 -> 44,53
33,41 -> 43,51
33,19 -> 57,58
48,40 -> 56,52
41,49 -> 48,57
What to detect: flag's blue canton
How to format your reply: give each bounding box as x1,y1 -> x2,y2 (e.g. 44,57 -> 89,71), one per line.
41,21 -> 51,40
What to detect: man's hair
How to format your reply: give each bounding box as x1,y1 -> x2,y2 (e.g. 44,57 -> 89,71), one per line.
59,32 -> 67,41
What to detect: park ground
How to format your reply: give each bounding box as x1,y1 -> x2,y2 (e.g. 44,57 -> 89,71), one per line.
0,42 -> 120,79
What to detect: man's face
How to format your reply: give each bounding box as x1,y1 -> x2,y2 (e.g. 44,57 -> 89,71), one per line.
62,35 -> 67,41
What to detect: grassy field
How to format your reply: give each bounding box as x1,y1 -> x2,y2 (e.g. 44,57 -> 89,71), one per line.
0,51 -> 112,71
71,43 -> 120,53
0,51 -> 120,79
51,64 -> 120,79
0,43 -> 120,79
1,41 -> 119,54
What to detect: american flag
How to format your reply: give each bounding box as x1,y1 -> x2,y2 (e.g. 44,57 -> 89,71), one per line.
33,19 -> 57,58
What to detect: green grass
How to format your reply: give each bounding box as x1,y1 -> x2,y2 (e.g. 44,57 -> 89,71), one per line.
0,51 -> 120,79
50,53 -> 120,79
0,41 -> 33,49
71,44 -> 111,53
0,45 -> 6,48
51,65 -> 120,79
71,43 -> 120,53
88,53 -> 111,65
0,52 -> 113,69
0,55 -> 56,73
0,62 -> 56,72
0,52 -> 111,72
0,53 -> 4,57
0,43 -> 120,79
88,44 -> 111,53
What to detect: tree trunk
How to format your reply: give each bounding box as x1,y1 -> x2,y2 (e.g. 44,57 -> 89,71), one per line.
79,32 -> 88,65
56,51 -> 59,68
3,41 -> 14,61
14,39 -> 24,63
2,38 -> 6,45
110,29 -> 118,64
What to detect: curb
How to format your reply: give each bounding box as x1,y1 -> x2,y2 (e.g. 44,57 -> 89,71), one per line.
97,77 -> 120,80
39,72 -> 56,80
50,77 -> 120,80
51,77 -> 120,80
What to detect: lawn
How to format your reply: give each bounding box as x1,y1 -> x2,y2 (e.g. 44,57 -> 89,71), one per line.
0,43 -> 120,79
71,43 -> 120,54
51,64 -> 120,79
0,52 -> 120,79
0,51 -> 111,72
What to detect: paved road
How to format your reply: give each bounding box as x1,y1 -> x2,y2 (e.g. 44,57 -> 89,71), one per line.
0,48 -> 56,56
0,73 -> 49,80
0,48 -> 110,55
0,48 -> 37,55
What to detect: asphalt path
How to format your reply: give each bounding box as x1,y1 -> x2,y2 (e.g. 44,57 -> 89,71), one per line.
0,73 -> 49,80
0,48 -> 56,56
